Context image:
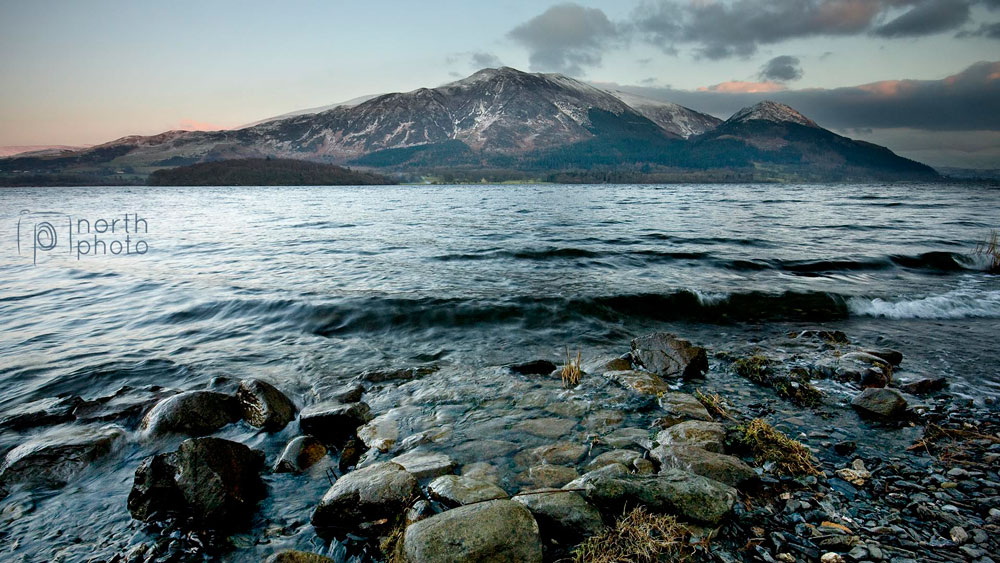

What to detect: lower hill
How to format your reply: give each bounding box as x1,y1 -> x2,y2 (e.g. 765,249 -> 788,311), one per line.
147,158 -> 394,186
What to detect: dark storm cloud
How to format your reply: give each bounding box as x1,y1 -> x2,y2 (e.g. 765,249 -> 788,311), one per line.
874,0 -> 972,37
601,60 -> 1000,131
507,3 -> 623,74
957,21 -> 1000,37
759,56 -> 804,81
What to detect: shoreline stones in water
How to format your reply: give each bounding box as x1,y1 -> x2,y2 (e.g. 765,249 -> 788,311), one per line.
273,435 -> 328,473
0,425 -> 124,495
630,332 -> 708,379
236,378 -> 297,431
299,401 -> 373,446
428,474 -> 508,506
128,436 -> 266,529
311,461 -> 418,532
139,390 -> 241,438
578,468 -> 737,525
851,387 -> 909,418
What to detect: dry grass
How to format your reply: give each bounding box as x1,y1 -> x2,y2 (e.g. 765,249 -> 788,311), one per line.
974,229 -> 1000,273
730,419 -> 819,476
696,389 -> 732,420
732,354 -> 771,384
562,348 -> 582,388
379,520 -> 406,563
908,423 -> 1000,467
734,355 -> 822,407
572,506 -> 698,563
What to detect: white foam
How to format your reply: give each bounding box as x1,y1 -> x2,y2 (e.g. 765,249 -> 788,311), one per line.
848,277 -> 1000,319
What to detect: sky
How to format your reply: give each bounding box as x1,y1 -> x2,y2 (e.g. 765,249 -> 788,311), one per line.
1,0 -> 998,168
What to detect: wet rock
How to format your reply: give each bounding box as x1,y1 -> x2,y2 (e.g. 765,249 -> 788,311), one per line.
600,427 -> 653,450
139,391 -> 241,438
655,392 -> 713,426
359,365 -> 437,383
0,425 -> 124,493
263,551 -> 336,563
656,420 -> 725,453
520,442 -> 588,466
514,417 -> 576,439
390,450 -> 456,480
402,499 -> 543,563
897,376 -> 947,395
273,436 -> 327,473
513,489 -> 604,543
462,462 -> 500,484
606,370 -> 671,396
300,401 -> 373,446
428,474 -> 508,506
74,385 -> 177,425
563,463 -> 630,489
583,449 -> 643,473
452,439 -> 519,463
406,499 -> 435,525
313,381 -> 364,403
355,405 -> 419,453
578,468 -> 737,525
851,388 -> 908,418
860,369 -> 889,389
833,441 -> 857,456
236,379 -> 296,431
630,333 -> 708,379
526,465 -> 578,488
0,396 -> 82,431
128,437 -> 266,529
506,360 -> 557,376
863,348 -> 903,367
951,526 -> 969,544
651,445 -> 756,488
311,462 -> 419,531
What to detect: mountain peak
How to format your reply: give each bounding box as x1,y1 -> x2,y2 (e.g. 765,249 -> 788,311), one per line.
728,101 -> 818,128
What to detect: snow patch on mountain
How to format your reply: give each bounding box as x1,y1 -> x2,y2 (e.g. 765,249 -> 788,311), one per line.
728,101 -> 818,128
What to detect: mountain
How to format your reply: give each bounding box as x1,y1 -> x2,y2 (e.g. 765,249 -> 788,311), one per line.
688,101 -> 938,181
0,68 -> 938,183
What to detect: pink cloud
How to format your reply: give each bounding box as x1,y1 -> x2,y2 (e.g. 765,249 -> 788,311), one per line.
698,81 -> 787,93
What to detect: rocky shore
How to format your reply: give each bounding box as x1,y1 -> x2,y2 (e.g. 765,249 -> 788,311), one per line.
0,330 -> 998,562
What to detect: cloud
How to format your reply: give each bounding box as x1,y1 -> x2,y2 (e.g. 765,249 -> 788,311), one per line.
874,0 -> 972,37
176,119 -> 227,131
956,21 -> 1000,38
507,3 -> 622,75
599,60 -> 1000,131
626,0 -> 992,59
759,55 -> 804,81
699,80 -> 788,93
469,52 -> 503,69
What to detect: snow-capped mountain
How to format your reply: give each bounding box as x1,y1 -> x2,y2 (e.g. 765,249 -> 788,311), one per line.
726,101 -> 818,128
604,89 -> 722,138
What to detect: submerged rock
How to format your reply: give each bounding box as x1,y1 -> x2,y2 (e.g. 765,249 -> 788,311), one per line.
583,449 -> 644,473
390,449 -> 457,480
428,474 -> 508,506
128,437 -> 266,529
264,551 -> 336,563
526,465 -> 579,488
311,462 -> 418,531
0,396 -> 82,431
0,425 -> 124,494
139,390 -> 241,438
897,375 -> 947,395
520,442 -> 588,466
630,333 -> 708,379
236,379 -> 297,431
273,435 -> 327,473
402,499 -> 543,563
656,392 -> 713,426
579,468 -> 737,525
851,388 -> 908,418
606,370 -> 671,396
506,360 -> 558,376
513,489 -> 604,543
299,401 -> 372,446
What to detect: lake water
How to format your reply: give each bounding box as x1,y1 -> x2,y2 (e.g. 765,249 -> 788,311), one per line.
1,183 -> 998,560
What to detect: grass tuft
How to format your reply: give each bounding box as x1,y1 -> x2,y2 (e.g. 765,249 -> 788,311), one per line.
974,229 -> 1000,273
696,388 -> 731,420
562,348 -> 583,388
733,355 -> 823,407
729,419 -> 820,476
572,506 -> 698,563
732,354 -> 771,384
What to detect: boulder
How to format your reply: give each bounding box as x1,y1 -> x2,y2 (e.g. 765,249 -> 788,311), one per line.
236,379 -> 296,431
578,469 -> 737,525
264,550 -> 336,563
655,421 -> 725,453
583,449 -> 643,473
563,463 -> 630,490
0,425 -> 124,493
862,348 -> 903,367
630,333 -> 708,379
606,370 -> 671,396
513,489 -> 604,543
402,500 -> 543,563
128,437 -> 266,529
851,388 -> 908,418
506,360 -> 558,376
520,442 -> 588,466
312,381 -> 364,403
273,435 -> 327,473
462,462 -> 500,484
656,393 -> 713,426
600,427 -> 654,450
897,376 -> 947,395
299,401 -> 372,446
651,445 -> 756,487
139,391 -> 241,438
428,474 -> 508,506
311,462 -> 418,531
390,450 -> 457,480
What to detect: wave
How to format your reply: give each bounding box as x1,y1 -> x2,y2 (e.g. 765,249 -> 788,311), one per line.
848,284 -> 1000,319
